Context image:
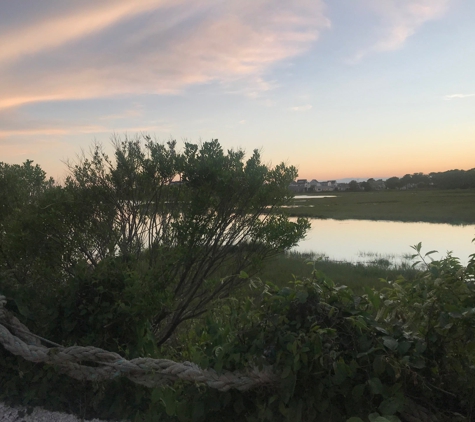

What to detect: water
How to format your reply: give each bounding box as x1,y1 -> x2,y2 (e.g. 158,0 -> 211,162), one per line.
293,219 -> 475,266
293,195 -> 337,199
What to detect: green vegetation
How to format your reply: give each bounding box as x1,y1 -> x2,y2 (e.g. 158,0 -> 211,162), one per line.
1,141 -> 475,421
0,136 -> 308,347
385,168 -> 475,190
349,169 -> 475,192
257,252 -> 419,294
287,189 -> 475,224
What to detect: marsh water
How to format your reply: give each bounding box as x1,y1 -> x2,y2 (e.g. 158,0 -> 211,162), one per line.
293,218 -> 475,266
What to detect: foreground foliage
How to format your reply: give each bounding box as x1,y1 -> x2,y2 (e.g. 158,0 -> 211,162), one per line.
1,246 -> 474,421
1,145 -> 474,421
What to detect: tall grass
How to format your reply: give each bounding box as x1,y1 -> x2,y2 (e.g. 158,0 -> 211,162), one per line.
285,189 -> 475,224
254,251 -> 419,294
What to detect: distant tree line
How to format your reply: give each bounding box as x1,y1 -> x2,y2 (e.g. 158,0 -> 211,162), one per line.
348,168 -> 475,191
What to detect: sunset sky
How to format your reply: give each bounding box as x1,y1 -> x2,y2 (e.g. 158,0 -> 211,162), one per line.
1,0 -> 474,181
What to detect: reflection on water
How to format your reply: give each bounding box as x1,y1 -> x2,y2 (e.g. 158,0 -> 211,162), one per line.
293,219 -> 475,266
293,195 -> 337,199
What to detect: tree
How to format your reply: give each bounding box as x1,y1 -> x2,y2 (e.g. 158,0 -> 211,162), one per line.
361,179 -> 373,192
385,176 -> 400,190
0,160 -> 58,290
0,160 -> 53,224
348,180 -> 360,191
400,173 -> 413,189
1,136 -> 309,348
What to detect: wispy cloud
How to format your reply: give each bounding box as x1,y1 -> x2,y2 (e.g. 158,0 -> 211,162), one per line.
0,125 -> 108,139
289,104 -> 312,112
444,93 -> 475,100
0,1 -> 330,110
351,0 -> 452,61
0,106 -> 171,141
0,1 -> 171,65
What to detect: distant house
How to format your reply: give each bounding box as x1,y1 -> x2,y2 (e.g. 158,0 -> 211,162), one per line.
289,179 -> 310,193
337,183 -> 349,191
297,179 -> 310,192
309,179 -> 322,192
289,179 -> 340,193
319,180 -> 337,192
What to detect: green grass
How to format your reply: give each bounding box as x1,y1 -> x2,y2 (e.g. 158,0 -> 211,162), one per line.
286,189 -> 475,224
253,251 -> 419,294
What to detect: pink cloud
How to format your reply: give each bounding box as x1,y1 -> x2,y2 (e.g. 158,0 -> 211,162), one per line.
0,0 -> 330,110
351,0 -> 452,61
0,1 -> 179,65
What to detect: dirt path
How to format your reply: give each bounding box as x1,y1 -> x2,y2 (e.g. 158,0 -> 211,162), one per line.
0,402 -> 122,422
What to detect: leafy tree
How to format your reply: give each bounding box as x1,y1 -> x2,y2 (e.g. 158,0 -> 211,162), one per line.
400,174 -> 413,189
0,160 -> 53,223
0,160 -> 58,289
1,136 -> 309,347
361,180 -> 373,192
410,172 -> 429,188
430,168 -> 475,189
385,176 -> 400,190
348,180 -> 360,192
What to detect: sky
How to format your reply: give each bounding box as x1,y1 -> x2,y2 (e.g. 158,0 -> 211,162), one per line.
1,0 -> 474,181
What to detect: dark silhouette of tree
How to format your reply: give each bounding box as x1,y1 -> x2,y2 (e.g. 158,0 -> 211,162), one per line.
385,177 -> 400,190
348,180 -> 360,191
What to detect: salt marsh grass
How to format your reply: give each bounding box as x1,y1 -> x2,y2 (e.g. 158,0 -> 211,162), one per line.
255,250 -> 419,294
286,189 -> 475,224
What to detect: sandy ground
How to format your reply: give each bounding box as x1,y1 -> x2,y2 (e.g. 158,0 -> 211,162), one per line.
0,402 -> 122,422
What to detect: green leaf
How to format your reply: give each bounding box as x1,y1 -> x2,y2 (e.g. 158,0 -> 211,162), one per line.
378,397 -> 405,415
191,400 -> 205,422
281,366 -> 292,379
151,388 -> 161,404
333,361 -> 348,385
381,416 -> 402,422
415,341 -> 427,354
369,414 -> 394,422
382,336 -> 398,351
365,286 -> 380,309
346,418 -> 365,422
281,374 -> 297,404
368,378 -> 384,395
233,396 -> 245,414
160,389 -> 177,416
411,242 -> 422,253
351,384 -> 366,401
397,341 -> 411,355
373,355 -> 386,375
239,270 -> 249,279
409,357 -> 425,369
296,291 -> 308,303
316,399 -> 329,413
278,400 -> 288,417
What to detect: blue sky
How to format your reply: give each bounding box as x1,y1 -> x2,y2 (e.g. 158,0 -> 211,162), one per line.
1,0 -> 474,181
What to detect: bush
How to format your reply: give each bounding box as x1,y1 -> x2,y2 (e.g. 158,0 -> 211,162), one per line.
1,247 -> 474,421
145,246 -> 475,421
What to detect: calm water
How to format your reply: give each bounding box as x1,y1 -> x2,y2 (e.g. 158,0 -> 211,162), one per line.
293,195 -> 337,199
293,219 -> 475,266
